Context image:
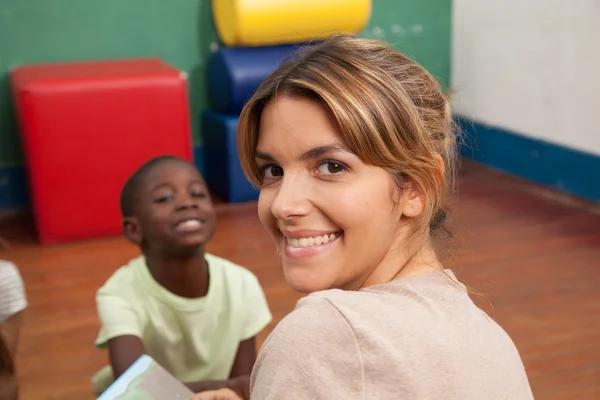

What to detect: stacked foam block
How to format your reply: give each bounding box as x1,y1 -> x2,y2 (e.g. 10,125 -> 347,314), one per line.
203,0 -> 371,203
10,58 -> 193,244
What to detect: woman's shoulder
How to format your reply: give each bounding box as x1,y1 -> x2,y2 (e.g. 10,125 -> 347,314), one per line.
259,292 -> 363,361
251,294 -> 366,398
273,293 -> 354,339
280,283 -> 418,335
265,271 -> 477,351
285,273 -> 481,344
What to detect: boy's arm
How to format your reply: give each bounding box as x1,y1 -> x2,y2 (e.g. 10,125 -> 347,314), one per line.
184,337 -> 256,398
109,335 -> 240,395
230,336 -> 256,378
107,335 -> 146,379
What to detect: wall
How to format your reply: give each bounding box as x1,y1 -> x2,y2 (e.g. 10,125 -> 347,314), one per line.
0,0 -> 216,163
362,0 -> 451,89
0,0 -> 451,210
0,0 -> 217,210
452,0 -> 600,201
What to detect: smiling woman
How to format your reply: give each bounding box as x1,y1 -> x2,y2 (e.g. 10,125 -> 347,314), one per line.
238,35 -> 455,294
197,34 -> 535,400
254,95 -> 429,293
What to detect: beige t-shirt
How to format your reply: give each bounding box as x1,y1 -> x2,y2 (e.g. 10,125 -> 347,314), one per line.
250,270 -> 533,399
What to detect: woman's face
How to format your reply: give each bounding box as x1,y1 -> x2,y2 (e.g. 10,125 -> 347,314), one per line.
255,95 -> 424,293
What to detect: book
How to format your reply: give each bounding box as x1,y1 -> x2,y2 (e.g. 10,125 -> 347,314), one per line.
97,354 -> 194,399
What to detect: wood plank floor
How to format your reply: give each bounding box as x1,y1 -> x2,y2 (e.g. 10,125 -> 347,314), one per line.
1,161 -> 599,399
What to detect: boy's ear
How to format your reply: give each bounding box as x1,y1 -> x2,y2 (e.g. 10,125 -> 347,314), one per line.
123,217 -> 142,245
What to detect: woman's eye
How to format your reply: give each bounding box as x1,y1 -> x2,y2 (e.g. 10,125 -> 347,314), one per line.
317,161 -> 346,176
261,165 -> 284,179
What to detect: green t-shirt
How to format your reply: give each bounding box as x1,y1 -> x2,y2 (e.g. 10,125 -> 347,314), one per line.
92,253 -> 272,395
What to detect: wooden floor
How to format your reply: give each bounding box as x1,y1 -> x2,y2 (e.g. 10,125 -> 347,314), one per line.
1,161 -> 599,399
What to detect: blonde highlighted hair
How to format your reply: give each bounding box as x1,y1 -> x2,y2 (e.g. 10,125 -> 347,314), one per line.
237,34 -> 457,237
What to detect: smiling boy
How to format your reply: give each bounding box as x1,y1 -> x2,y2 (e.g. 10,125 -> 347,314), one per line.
92,156 -> 272,399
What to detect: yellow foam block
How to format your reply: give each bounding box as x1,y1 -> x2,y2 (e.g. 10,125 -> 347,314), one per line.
212,0 -> 371,47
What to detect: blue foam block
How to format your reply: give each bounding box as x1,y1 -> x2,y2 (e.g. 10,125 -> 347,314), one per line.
201,111 -> 259,203
207,44 -> 303,114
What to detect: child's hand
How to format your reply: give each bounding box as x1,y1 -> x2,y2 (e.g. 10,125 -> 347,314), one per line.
226,376 -> 250,399
191,388 -> 242,400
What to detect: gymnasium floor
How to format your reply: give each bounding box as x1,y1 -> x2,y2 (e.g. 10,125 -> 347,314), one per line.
1,161 -> 599,399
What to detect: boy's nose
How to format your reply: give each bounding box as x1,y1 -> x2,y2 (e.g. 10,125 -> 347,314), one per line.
175,195 -> 199,210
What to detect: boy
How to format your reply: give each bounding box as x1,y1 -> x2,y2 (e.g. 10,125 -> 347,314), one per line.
92,156 -> 272,399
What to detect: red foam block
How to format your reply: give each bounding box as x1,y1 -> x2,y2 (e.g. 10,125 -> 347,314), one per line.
11,58 -> 193,244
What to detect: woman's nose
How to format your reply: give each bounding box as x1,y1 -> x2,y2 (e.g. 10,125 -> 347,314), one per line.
270,174 -> 312,220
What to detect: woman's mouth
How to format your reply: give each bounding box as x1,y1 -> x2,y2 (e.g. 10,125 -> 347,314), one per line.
285,232 -> 342,248
282,231 -> 343,259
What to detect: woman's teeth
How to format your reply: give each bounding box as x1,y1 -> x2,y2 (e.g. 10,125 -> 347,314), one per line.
286,233 -> 339,248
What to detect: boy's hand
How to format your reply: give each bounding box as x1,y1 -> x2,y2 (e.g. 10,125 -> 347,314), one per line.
225,375 -> 250,399
191,388 -> 242,400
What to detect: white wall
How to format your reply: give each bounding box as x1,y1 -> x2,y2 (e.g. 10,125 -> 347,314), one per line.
452,0 -> 600,155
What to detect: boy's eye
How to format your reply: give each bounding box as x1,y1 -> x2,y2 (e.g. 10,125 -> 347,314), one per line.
154,194 -> 173,203
261,164 -> 283,179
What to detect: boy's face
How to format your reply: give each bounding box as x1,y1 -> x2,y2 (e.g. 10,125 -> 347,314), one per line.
126,160 -> 217,253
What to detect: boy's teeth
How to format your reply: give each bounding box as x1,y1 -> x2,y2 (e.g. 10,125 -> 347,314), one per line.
179,220 -> 200,228
286,233 -> 339,248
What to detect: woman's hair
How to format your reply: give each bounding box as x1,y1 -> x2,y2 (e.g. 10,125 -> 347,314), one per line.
237,34 -> 457,239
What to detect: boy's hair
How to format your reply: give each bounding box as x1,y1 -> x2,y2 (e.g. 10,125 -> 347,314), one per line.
119,155 -> 192,218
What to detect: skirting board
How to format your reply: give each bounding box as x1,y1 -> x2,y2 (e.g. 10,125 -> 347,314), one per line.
457,116 -> 600,203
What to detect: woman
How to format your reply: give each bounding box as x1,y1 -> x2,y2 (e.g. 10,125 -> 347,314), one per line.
195,35 -> 533,399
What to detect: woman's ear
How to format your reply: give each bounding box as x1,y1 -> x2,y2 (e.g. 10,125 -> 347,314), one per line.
402,155 -> 444,218
123,217 -> 142,245
400,180 -> 426,218
434,153 -> 445,176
